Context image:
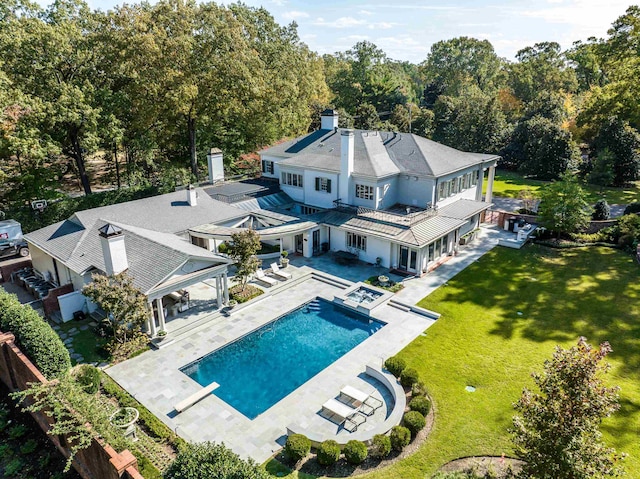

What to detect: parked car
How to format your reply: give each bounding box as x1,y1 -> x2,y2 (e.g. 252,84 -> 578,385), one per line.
0,219 -> 29,259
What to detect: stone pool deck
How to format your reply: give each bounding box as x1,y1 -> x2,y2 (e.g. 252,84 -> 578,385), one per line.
105,268 -> 435,462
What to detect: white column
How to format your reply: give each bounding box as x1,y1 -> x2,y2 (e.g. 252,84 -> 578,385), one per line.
148,301 -> 157,337
485,165 -> 495,204
156,298 -> 166,332
223,272 -> 229,305
303,232 -> 312,258
476,166 -> 484,201
215,276 -> 222,308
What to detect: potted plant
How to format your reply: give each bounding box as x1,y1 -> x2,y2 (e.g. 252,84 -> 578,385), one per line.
156,330 -> 167,341
109,407 -> 139,441
280,250 -> 290,268
228,299 -> 238,309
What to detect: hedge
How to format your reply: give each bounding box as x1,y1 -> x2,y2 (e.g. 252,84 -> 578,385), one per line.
284,434 -> 310,462
317,440 -> 340,466
409,395 -> 431,416
343,440 -> 367,464
400,367 -> 420,387
370,434 -> 391,459
384,356 -> 406,377
0,290 -> 70,379
403,410 -> 426,437
390,426 -> 411,451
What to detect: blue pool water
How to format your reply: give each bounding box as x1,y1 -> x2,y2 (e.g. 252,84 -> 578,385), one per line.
180,298 -> 384,419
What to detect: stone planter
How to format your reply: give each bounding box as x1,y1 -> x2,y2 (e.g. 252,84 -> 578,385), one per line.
110,407 -> 139,441
280,257 -> 290,268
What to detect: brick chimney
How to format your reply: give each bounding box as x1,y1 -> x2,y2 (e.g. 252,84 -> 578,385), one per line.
98,223 -> 128,275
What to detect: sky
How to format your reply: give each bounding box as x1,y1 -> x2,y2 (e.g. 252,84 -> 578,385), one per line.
36,0 -> 635,62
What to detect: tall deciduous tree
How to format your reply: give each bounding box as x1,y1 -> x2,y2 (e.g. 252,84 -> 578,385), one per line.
82,272 -> 148,343
512,338 -> 625,479
229,229 -> 261,291
537,171 -> 590,236
508,42 -> 578,104
592,116 -> 640,186
421,36 -> 504,97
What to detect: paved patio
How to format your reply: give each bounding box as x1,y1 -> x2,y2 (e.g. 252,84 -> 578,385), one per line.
106,270 -> 435,462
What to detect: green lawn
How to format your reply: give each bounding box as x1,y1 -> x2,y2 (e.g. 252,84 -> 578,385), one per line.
485,169 -> 640,204
266,246 -> 640,478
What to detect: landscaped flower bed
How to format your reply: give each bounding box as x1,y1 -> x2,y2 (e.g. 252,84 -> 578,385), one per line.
229,284 -> 264,303
365,276 -> 404,293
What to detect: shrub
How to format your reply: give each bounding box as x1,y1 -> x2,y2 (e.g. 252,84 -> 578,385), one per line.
20,439 -> 38,455
409,396 -> 431,416
400,367 -> 420,387
343,440 -> 368,465
403,410 -> 426,437
317,440 -> 340,466
370,434 -> 391,459
217,242 -> 229,254
0,290 -> 71,379
284,434 -> 310,463
384,356 -> 406,377
75,365 -> 101,394
623,202 -> 640,215
4,457 -> 24,477
229,284 -> 263,303
592,199 -> 610,220
411,381 -> 428,397
390,425 -> 411,451
164,442 -> 269,479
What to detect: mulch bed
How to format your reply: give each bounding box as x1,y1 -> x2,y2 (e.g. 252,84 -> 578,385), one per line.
437,456 -> 525,478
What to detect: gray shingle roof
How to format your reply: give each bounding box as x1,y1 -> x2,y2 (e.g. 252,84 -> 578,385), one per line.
25,188 -> 239,294
262,129 -> 499,178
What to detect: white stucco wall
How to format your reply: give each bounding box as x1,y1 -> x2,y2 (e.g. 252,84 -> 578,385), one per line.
303,170 -> 339,209
328,227 -> 392,267
434,166 -> 483,208
395,176 -> 436,207
280,167 -> 305,203
376,177 -> 398,210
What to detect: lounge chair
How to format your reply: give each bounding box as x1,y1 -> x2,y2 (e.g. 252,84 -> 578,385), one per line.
339,385 -> 383,416
270,262 -> 292,280
321,398 -> 366,432
254,269 -> 278,287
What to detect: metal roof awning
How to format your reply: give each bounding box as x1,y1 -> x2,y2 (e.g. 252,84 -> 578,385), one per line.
190,220 -> 319,241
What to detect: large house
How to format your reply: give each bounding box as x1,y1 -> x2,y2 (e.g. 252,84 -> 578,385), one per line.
24,187 -> 246,332
193,110 -> 498,275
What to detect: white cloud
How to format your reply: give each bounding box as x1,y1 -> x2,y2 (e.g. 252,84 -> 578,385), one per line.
359,9 -> 374,15
374,33 -> 430,62
282,10 -> 309,21
340,34 -> 370,42
368,22 -> 398,30
314,16 -> 367,28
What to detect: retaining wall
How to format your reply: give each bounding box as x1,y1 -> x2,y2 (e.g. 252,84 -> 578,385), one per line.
0,331 -> 143,479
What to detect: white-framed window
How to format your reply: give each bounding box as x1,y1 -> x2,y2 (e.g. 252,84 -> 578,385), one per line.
315,177 -> 332,193
346,232 -> 367,251
281,172 -> 303,187
261,160 -> 274,174
471,170 -> 479,186
355,184 -> 374,200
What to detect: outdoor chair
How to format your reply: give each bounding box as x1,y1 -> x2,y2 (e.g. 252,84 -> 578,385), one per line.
321,398 -> 367,432
254,269 -> 278,287
339,385 -> 383,416
269,262 -> 292,280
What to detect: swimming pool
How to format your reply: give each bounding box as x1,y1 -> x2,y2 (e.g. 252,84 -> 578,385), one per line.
180,298 -> 384,419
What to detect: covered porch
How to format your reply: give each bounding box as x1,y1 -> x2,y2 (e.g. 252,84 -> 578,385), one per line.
145,263 -> 230,337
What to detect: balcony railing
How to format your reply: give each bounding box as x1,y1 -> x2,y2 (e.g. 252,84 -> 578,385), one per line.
333,200 -> 437,226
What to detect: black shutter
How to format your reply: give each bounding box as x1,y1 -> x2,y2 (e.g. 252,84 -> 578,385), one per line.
315,177 -> 320,191
326,179 -> 331,193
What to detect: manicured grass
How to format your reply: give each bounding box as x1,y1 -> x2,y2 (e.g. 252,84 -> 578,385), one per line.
485,169 -> 640,204
265,246 -> 640,478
